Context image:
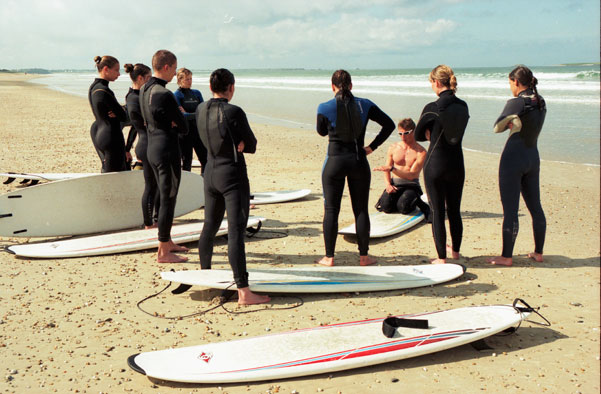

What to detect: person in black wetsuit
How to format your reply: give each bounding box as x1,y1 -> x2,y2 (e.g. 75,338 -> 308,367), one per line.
316,69 -> 395,267
196,68 -> 270,305
124,62 -> 160,229
89,55 -> 130,173
174,68 -> 207,174
414,65 -> 469,264
488,65 -> 547,266
139,50 -> 189,263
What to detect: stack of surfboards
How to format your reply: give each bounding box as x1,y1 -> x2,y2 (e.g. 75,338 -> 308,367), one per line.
128,302 -> 531,383
0,171 -> 204,238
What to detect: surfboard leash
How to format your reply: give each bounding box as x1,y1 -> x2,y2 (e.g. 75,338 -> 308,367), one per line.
496,298 -> 551,335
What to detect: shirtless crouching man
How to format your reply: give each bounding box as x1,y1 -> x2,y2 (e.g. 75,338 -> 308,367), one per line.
373,118 -> 430,219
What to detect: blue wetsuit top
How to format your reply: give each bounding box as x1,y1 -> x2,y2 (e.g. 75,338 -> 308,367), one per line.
174,88 -> 204,121
317,93 -> 394,156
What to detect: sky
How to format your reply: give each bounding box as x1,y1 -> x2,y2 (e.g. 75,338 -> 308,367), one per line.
1,0 -> 599,70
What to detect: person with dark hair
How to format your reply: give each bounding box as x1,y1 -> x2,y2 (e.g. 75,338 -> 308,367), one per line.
414,64 -> 469,264
196,68 -> 270,305
139,50 -> 189,263
124,62 -> 159,229
89,55 -> 129,172
488,65 -> 547,266
373,118 -> 429,216
316,69 -> 395,267
174,68 -> 207,173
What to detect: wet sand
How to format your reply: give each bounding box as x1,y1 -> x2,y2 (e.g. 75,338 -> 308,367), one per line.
0,73 -> 599,393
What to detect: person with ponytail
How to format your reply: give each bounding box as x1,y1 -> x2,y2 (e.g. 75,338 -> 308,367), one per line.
316,69 -> 395,267
414,65 -> 470,264
124,62 -> 159,229
89,55 -> 129,172
488,65 -> 547,266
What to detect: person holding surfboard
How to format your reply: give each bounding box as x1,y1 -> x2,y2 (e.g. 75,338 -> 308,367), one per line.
373,118 -> 430,218
124,62 -> 159,229
316,69 -> 395,267
488,65 -> 547,266
174,68 -> 207,174
89,55 -> 130,173
196,68 -> 270,305
414,65 -> 469,265
139,50 -> 189,263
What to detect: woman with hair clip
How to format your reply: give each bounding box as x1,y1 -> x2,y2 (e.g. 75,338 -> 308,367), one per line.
174,68 -> 206,173
488,65 -> 547,266
89,55 -> 129,172
316,69 -> 395,267
414,65 -> 470,264
124,62 -> 159,229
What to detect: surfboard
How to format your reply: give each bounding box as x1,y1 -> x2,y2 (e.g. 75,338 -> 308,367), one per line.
6,217 -> 264,259
339,210 -> 424,238
250,189 -> 311,205
127,302 -> 532,383
0,171 -> 204,238
160,264 -> 465,293
0,172 -> 93,185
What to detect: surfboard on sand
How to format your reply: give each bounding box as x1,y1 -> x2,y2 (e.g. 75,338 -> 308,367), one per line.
339,210 -> 425,238
0,171 -> 204,238
6,217 -> 264,259
160,264 -> 465,293
127,301 -> 536,383
250,189 -> 311,205
0,172 -> 93,186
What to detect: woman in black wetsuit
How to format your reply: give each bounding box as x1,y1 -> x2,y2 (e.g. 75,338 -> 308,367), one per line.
89,55 -> 129,172
124,62 -> 159,229
316,69 -> 395,267
488,65 -> 546,266
196,68 -> 270,305
174,68 -> 207,173
414,65 -> 469,264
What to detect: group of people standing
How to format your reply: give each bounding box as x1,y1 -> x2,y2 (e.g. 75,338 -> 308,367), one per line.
315,65 -> 547,269
88,52 -> 547,305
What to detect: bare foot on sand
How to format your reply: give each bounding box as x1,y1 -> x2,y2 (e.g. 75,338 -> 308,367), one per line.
316,256 -> 334,266
487,256 -> 513,266
157,252 -> 188,263
527,252 -> 544,262
144,223 -> 158,229
447,244 -> 461,259
430,258 -> 447,264
237,287 -> 270,305
359,255 -> 377,266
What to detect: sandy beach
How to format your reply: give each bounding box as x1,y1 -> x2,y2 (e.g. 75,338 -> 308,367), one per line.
0,73 -> 599,393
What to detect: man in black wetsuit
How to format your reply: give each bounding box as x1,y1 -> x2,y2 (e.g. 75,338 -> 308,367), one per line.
196,68 -> 270,305
139,50 -> 189,263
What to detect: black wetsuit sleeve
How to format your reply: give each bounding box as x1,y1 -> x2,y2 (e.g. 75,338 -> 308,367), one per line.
414,102 -> 438,142
366,105 -> 395,151
494,98 -> 525,127
316,113 -> 330,136
157,92 -> 188,136
125,128 -> 137,152
231,107 -> 256,154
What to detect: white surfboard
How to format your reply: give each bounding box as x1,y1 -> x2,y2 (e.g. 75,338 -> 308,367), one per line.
128,302 -> 532,383
6,217 -> 264,259
0,172 -> 93,184
0,171 -> 204,238
339,210 -> 425,238
250,189 -> 311,205
160,264 -> 465,293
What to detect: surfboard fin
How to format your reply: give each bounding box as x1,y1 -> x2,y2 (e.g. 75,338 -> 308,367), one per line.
171,284 -> 193,295
127,354 -> 146,375
470,339 -> 494,351
3,177 -> 16,185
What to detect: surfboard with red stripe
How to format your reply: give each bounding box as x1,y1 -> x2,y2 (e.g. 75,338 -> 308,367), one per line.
127,303 -> 530,383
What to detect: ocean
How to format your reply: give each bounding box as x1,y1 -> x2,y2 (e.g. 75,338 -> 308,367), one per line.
33,65 -> 600,166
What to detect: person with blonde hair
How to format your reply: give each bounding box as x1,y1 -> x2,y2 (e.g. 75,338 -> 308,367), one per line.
174,68 -> 207,173
414,65 -> 469,264
88,55 -> 129,172
488,65 -> 546,266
